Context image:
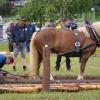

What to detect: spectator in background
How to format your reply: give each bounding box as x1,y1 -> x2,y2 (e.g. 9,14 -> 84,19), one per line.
66,16 -> 77,30
0,15 -> 3,39
45,19 -> 56,27
6,21 -> 15,52
12,16 -> 30,71
56,17 -> 67,29
27,20 -> 36,38
27,19 -> 36,52
55,17 -> 71,71
42,19 -> 56,29
60,17 -> 67,29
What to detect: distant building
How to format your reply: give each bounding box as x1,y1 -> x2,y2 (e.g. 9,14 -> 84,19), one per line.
0,0 -> 28,15
0,0 -> 28,7
8,0 -> 28,7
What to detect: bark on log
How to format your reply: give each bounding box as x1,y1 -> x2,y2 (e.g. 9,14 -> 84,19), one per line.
0,83 -> 100,93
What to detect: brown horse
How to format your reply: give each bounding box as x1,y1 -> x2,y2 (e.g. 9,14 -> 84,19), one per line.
29,22 -> 100,80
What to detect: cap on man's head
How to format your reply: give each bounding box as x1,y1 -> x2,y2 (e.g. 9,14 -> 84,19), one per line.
17,16 -> 26,21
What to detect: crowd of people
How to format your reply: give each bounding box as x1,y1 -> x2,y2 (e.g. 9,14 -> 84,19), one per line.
0,16 -> 78,75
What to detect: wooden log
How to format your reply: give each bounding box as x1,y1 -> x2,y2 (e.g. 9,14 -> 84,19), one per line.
0,87 -> 41,93
97,84 -> 100,88
0,84 -> 42,93
54,75 -> 100,80
42,45 -> 50,92
0,82 -> 100,93
0,75 -> 100,84
78,83 -> 100,90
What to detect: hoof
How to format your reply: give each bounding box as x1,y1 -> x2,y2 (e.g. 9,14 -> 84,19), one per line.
50,74 -> 54,81
77,75 -> 84,80
35,76 -> 41,80
29,73 -> 41,80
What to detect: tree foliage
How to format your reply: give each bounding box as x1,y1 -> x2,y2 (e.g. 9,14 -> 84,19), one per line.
94,0 -> 100,13
0,1 -> 14,16
19,0 -> 95,26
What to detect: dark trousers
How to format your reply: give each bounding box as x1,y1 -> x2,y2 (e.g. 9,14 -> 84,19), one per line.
27,40 -> 30,52
8,41 -> 13,52
55,55 -> 71,71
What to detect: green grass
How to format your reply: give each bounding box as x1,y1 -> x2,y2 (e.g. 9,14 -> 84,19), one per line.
0,43 -> 8,52
0,90 -> 100,100
0,43 -> 100,100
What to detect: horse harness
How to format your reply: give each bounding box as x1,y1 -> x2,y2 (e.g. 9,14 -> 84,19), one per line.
86,23 -> 100,47
57,23 -> 100,57
74,30 -> 80,53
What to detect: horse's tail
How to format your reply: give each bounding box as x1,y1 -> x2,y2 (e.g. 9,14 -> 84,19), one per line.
29,32 -> 38,79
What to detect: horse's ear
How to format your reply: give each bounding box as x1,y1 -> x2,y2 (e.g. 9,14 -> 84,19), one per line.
85,19 -> 90,25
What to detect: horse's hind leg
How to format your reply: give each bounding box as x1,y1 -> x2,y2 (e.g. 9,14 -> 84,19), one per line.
77,53 -> 90,80
55,55 -> 62,71
66,57 -> 71,71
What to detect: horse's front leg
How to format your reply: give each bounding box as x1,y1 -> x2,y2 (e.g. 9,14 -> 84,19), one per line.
77,53 -> 90,80
35,56 -> 43,80
35,64 -> 41,80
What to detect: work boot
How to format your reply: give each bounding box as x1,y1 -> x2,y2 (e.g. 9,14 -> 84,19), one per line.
13,66 -> 16,71
23,66 -> 27,71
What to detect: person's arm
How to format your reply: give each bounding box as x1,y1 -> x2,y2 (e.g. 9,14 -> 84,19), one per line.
6,24 -> 12,35
11,27 -> 17,47
0,54 -> 6,69
55,19 -> 61,26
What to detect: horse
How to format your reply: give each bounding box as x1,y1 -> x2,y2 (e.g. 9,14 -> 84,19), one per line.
29,21 -> 100,80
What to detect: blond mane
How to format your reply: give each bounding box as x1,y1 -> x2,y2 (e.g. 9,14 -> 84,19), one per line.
77,21 -> 100,37
77,26 -> 90,37
92,21 -> 100,36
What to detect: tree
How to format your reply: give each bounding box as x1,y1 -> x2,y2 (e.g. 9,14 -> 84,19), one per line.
0,0 -> 14,16
94,0 -> 100,13
19,0 -> 95,26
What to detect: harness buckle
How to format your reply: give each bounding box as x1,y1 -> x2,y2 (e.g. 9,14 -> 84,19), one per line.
75,42 -> 80,47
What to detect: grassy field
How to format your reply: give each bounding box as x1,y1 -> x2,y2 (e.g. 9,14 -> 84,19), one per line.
0,43 -> 100,100
0,90 -> 100,100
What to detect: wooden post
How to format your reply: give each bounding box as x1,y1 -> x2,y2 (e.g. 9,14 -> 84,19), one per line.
42,45 -> 50,92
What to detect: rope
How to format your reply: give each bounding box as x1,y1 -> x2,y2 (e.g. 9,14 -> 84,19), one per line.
0,69 -> 30,78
